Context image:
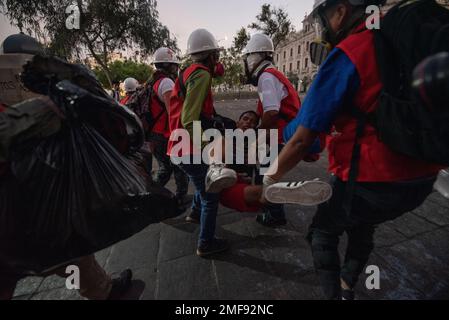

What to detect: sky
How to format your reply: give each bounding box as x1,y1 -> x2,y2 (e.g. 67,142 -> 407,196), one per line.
0,0 -> 315,54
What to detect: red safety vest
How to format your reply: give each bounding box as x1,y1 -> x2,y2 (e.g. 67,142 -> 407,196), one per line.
167,64 -> 215,157
256,68 -> 300,144
151,76 -> 170,138
120,94 -> 131,106
330,23 -> 443,182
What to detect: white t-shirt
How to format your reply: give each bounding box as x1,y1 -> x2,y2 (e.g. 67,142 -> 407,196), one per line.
157,78 -> 175,101
257,72 -> 289,113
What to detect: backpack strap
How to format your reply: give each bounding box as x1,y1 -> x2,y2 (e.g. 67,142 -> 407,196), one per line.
178,69 -> 187,99
343,107 -> 367,216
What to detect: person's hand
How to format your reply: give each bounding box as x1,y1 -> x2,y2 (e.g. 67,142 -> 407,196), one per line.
259,190 -> 269,206
259,175 -> 278,206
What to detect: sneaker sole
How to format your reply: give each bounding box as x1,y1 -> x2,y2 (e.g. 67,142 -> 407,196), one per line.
265,181 -> 333,206
206,175 -> 237,193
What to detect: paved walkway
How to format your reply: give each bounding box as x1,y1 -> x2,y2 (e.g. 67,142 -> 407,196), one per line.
12,100 -> 449,300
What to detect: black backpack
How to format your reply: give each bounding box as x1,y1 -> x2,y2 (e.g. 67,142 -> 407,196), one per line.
344,0 -> 449,215
369,0 -> 449,166
127,75 -> 168,135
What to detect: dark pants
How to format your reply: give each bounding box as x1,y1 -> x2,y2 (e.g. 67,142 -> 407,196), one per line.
258,143 -> 285,220
179,163 -> 220,247
150,134 -> 189,197
308,175 -> 436,299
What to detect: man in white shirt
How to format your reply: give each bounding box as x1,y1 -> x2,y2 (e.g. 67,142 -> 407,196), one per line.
241,34 -> 301,227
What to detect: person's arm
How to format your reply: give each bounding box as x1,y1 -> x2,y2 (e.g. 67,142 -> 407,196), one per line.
162,92 -> 171,112
158,78 -> 175,113
265,48 -> 361,185
267,126 -> 319,181
181,69 -> 211,143
258,73 -> 284,129
259,110 -> 279,130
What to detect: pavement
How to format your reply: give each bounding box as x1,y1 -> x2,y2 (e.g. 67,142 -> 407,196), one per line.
12,99 -> 449,300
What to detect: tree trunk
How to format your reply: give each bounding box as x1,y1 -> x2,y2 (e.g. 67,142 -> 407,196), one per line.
76,0 -> 113,89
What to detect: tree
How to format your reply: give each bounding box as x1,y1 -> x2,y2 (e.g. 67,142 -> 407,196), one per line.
248,4 -> 294,50
93,59 -> 154,89
0,0 -> 177,87
287,72 -> 299,91
233,27 -> 250,53
213,47 -> 244,91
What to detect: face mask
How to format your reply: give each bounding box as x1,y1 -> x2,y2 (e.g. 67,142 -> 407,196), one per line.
241,53 -> 265,85
310,40 -> 333,66
309,15 -> 335,66
214,62 -> 225,78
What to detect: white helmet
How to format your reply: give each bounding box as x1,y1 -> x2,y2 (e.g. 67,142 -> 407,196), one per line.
153,47 -> 179,64
186,29 -> 220,55
242,34 -> 274,55
123,77 -> 138,93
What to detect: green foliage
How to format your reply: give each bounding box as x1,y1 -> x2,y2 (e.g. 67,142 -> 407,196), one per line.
213,47 -> 244,90
287,72 -> 299,90
248,4 -> 294,49
93,59 -> 154,89
0,0 -> 177,86
233,27 -> 251,52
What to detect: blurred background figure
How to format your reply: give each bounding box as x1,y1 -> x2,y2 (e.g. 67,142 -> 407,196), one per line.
120,77 -> 139,105
111,80 -> 121,101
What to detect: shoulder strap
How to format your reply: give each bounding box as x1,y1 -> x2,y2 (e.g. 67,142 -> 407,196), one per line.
343,108 -> 367,216
178,69 -> 187,99
152,77 -> 167,109
178,64 -> 210,99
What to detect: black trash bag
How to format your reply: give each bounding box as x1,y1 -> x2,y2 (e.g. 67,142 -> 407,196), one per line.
20,55 -> 145,155
1,121 -> 180,276
0,79 -> 181,276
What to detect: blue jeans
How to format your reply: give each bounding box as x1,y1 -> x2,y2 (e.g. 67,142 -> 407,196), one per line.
179,163 -> 220,247
307,175 -> 436,299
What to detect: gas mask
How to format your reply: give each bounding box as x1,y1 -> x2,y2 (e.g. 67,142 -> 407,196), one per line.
241,53 -> 272,86
168,64 -> 180,80
309,6 -> 364,66
309,12 -> 337,66
214,62 -> 225,78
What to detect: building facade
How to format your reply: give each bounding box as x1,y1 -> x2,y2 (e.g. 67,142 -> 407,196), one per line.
275,0 -> 449,93
275,15 -> 318,93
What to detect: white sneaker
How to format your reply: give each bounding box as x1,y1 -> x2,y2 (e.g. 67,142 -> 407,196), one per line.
264,179 -> 333,206
205,164 -> 238,193
434,169 -> 449,199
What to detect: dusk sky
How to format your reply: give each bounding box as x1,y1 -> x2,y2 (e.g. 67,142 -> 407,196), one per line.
0,0 -> 314,54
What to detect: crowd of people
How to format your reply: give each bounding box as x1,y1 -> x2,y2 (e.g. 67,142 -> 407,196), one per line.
1,0 -> 449,300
